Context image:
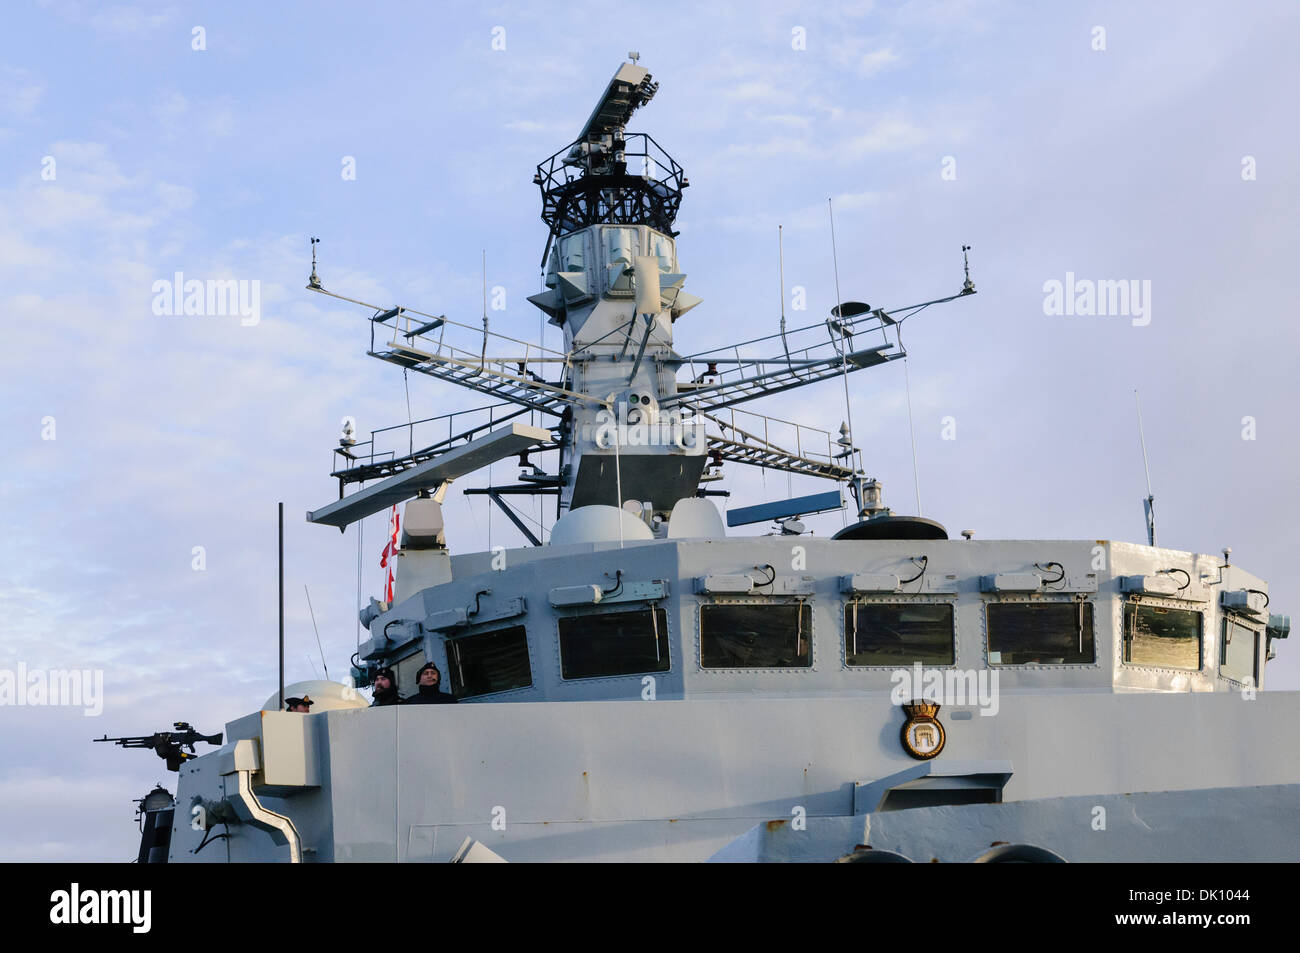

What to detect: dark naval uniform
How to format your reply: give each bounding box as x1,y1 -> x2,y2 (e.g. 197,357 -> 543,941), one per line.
405,684 -> 458,705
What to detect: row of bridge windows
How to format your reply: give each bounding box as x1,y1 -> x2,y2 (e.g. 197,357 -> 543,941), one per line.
438,599 -> 1257,699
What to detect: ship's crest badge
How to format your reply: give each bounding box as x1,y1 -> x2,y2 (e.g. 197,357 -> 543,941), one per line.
900,700 -> 945,760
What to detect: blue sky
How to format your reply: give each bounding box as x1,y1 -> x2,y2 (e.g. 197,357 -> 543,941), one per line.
2,0 -> 1299,860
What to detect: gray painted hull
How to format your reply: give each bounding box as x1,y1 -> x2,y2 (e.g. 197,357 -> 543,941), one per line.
170,689 -> 1300,862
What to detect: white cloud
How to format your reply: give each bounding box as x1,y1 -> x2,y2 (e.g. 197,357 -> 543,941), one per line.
843,116 -> 926,154
504,119 -> 572,135
857,46 -> 901,76
0,67 -> 44,118
151,90 -> 189,123
38,0 -> 176,37
155,181 -> 196,211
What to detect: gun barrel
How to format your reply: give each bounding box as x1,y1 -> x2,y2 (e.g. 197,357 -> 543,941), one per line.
93,728 -> 222,749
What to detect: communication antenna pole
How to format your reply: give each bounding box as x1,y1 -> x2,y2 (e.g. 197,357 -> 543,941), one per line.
278,502 -> 285,711
828,198 -> 863,515
480,249 -> 489,372
778,225 -> 791,363
1135,390 -> 1157,546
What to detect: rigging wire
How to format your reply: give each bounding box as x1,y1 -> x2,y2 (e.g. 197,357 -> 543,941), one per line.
403,368 -> 414,455
903,356 -> 922,516
896,319 -> 923,516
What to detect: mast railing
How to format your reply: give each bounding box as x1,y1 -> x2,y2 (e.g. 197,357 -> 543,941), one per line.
329,402 -> 551,486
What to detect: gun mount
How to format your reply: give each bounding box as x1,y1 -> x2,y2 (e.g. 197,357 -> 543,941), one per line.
95,722 -> 223,772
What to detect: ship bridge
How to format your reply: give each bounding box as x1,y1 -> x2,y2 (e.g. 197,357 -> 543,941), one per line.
357,528 -> 1289,704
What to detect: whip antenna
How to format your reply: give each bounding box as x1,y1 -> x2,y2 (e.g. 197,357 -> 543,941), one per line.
779,225 -> 791,365
1135,389 -> 1157,546
304,584 -> 329,680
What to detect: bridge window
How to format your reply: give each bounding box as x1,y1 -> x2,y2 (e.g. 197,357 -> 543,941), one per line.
700,602 -> 811,669
1220,619 -> 1258,683
986,600 -> 1095,664
649,232 -> 675,271
845,602 -> 954,666
558,232 -> 587,273
447,626 -> 532,698
605,227 -> 638,265
559,607 -> 670,679
1123,603 -> 1202,670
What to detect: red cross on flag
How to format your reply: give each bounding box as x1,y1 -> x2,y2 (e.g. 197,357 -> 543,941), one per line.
380,506 -> 400,602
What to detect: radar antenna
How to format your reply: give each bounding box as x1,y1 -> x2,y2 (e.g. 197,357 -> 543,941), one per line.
532,62 -> 679,267
306,62 -> 979,539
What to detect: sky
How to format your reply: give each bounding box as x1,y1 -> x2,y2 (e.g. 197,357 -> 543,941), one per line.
2,0 -> 1298,861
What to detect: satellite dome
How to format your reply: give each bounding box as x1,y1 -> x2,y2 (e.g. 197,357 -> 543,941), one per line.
548,505 -> 655,546
261,679 -> 370,713
667,498 -> 725,539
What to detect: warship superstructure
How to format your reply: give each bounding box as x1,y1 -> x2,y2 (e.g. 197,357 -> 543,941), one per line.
135,60 -> 1297,862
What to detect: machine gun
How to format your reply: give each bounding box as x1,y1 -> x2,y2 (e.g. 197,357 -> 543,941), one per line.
94,722 -> 223,772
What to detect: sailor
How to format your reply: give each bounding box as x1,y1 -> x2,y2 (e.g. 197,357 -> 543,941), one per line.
284,695 -> 313,713
405,661 -> 458,705
370,668 -> 403,707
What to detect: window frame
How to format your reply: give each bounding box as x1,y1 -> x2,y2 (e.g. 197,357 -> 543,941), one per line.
1219,616 -> 1260,685
444,624 -> 534,699
696,598 -> 815,672
555,604 -> 672,682
1120,597 -> 1204,672
983,595 -> 1099,668
841,596 -> 958,669
602,225 -> 641,267
557,230 -> 590,275
647,229 -> 676,272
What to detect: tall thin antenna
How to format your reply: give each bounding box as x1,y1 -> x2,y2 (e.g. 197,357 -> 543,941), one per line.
304,584 -> 330,680
828,198 -> 863,514
278,502 -> 285,712
1135,389 -> 1156,546
355,518 -> 363,650
480,249 -> 489,372
778,225 -> 786,324
903,355 -> 922,516
778,225 -> 792,365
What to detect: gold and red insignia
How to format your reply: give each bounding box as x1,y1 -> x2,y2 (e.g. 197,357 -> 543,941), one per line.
900,700 -> 946,760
